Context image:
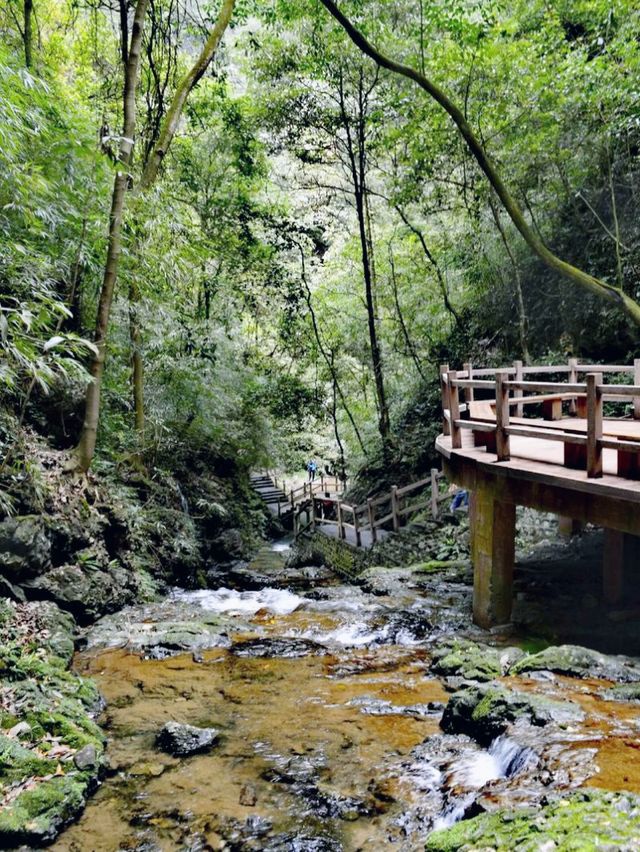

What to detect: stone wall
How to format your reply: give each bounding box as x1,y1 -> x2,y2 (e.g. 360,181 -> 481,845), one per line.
296,531 -> 367,580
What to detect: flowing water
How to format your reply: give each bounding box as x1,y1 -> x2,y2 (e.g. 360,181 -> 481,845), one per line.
54,539 -> 640,851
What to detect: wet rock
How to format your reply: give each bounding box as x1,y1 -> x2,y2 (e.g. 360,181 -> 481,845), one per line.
0,515 -> 51,579
22,559 -> 139,625
510,644 -> 640,682
73,743 -> 99,771
425,790 -> 640,851
441,684 -> 584,745
155,721 -> 220,757
349,696 -> 440,718
261,833 -> 342,852
601,682 -> 640,702
378,608 -> 433,643
231,637 -> 327,658
431,639 -> 522,682
239,783 -> 258,806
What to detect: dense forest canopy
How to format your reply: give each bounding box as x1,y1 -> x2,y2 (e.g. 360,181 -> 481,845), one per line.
1,0 -> 640,498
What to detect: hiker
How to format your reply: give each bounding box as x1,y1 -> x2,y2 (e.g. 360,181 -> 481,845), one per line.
450,489 -> 469,512
307,459 -> 318,482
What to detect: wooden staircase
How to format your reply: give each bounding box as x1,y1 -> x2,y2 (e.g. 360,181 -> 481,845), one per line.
250,473 -> 291,519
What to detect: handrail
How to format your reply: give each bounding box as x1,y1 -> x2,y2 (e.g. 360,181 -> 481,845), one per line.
293,466 -> 449,546
441,358 -> 640,481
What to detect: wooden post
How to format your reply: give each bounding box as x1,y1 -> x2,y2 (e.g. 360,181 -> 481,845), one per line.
558,517 -> 583,539
354,509 -> 361,547
586,372 -> 603,478
293,511 -> 298,537
320,474 -> 325,491
568,357 -> 578,415
391,485 -> 400,532
634,359 -> 640,420
311,498 -> 316,531
430,468 -> 439,520
440,363 -> 450,436
290,490 -> 294,512
367,498 -> 377,543
447,370 -> 461,449
495,371 -> 510,462
472,484 -> 516,628
514,360 -> 523,417
463,361 -> 474,403
337,501 -> 345,540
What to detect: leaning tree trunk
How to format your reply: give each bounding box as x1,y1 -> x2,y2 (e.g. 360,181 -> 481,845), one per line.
318,0 -> 640,328
74,0 -> 148,472
128,0 -> 236,451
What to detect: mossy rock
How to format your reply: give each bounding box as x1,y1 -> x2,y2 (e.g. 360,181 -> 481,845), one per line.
431,640 -> 523,682
425,790 -> 640,851
0,734 -> 56,782
0,774 -> 89,846
601,682 -> 640,702
510,644 -> 639,683
441,684 -> 584,745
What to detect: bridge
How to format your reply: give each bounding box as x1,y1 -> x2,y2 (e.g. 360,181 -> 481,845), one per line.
437,359 -> 640,629
251,470 -> 447,548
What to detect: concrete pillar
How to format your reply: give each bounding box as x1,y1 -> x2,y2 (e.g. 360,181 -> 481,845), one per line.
603,530 -> 640,604
472,486 -> 516,628
558,517 -> 583,539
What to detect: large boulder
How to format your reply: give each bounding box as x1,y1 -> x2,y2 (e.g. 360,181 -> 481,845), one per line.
441,684 -> 584,744
510,644 -> 640,682
23,560 -> 142,624
0,516 -> 51,580
155,722 -> 219,757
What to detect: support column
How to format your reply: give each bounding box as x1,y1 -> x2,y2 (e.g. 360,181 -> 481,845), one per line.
472,486 -> 516,628
558,517 -> 583,539
603,530 -> 640,604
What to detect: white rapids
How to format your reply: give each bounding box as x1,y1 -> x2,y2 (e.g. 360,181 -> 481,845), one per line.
173,587 -> 308,616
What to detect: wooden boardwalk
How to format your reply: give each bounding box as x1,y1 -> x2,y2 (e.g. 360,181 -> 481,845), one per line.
437,360 -> 640,628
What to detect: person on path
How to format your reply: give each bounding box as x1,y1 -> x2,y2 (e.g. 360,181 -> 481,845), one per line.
307,460 -> 318,482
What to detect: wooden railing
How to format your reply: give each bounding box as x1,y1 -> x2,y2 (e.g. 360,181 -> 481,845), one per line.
262,472 -> 342,518
441,359 -> 640,480
293,468 -> 451,545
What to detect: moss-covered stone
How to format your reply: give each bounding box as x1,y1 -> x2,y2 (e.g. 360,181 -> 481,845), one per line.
425,790 -> 640,851
441,684 -> 584,744
0,774 -> 89,846
431,640 -> 523,682
601,682 -> 640,702
510,644 -> 640,682
0,599 -> 105,845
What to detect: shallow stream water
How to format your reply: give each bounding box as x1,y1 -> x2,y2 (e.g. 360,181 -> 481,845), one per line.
54,538 -> 640,851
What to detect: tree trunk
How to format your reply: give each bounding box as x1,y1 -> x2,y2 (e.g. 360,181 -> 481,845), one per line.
488,194 -> 531,363
140,0 -> 236,189
319,0 -> 640,328
300,248 -> 369,458
74,0 -> 149,472
23,0 -> 33,67
338,67 -> 391,453
388,245 -> 427,381
129,279 -> 145,442
127,0 -> 236,454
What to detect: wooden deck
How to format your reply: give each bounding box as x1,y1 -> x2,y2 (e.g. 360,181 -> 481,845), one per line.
436,359 -> 640,629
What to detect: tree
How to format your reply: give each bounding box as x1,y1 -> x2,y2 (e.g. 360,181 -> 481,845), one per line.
317,0 -> 640,328
74,0 -> 236,471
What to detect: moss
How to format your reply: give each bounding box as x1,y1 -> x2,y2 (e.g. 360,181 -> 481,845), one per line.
0,775 -> 88,845
0,734 -> 56,782
602,682 -> 640,702
425,791 -> 640,851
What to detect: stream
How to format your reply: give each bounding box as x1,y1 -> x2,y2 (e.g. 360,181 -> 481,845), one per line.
54,537 -> 640,851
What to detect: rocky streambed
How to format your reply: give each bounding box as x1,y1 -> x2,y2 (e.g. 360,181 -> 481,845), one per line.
3,531 -> 640,850
23,536 -> 637,851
